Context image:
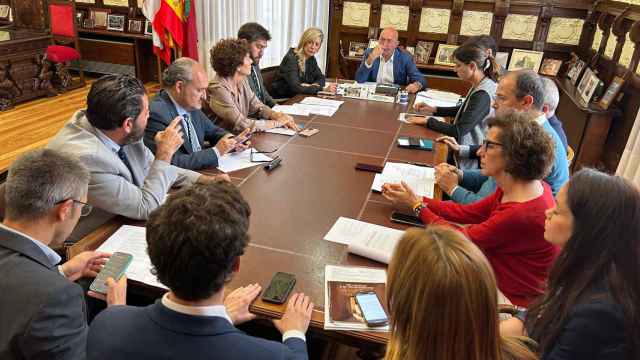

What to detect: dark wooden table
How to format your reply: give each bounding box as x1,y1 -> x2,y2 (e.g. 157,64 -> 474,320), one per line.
69,94 -> 448,358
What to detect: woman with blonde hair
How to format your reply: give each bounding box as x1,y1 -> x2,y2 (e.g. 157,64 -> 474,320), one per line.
271,27 -> 336,98
386,226 -> 537,360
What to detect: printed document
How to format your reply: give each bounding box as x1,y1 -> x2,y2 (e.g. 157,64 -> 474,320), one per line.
217,148 -> 272,173
371,162 -> 435,198
324,217 -> 403,264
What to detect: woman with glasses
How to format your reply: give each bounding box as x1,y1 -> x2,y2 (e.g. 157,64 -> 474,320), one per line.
208,38 -> 298,134
382,112 -> 559,307
500,169 -> 640,360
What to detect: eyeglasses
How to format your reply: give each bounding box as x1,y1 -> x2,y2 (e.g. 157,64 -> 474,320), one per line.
482,139 -> 503,150
250,146 -> 279,163
55,199 -> 93,217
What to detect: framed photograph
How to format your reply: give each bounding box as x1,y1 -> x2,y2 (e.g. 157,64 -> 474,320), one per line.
495,52 -> 509,70
91,8 -> 110,29
539,58 -> 563,77
107,14 -> 125,31
144,20 -> 153,35
368,39 -> 378,49
414,41 -> 434,65
83,18 -> 95,29
348,41 -> 367,57
577,67 -> 599,104
75,10 -> 87,27
0,4 -> 10,20
434,44 -> 458,67
597,76 -> 624,110
508,49 -> 544,72
128,19 -> 143,34
405,46 -> 415,55
566,59 -> 586,86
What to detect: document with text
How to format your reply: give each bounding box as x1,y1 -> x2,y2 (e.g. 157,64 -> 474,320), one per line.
324,217 -> 403,264
371,162 -> 435,198
272,105 -> 310,116
217,148 -> 272,173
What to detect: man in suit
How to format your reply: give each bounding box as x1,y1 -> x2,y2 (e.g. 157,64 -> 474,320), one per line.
0,149 -> 127,360
238,22 -> 277,108
88,182 -> 312,360
47,74 -> 228,243
145,57 -> 247,170
355,27 -> 427,93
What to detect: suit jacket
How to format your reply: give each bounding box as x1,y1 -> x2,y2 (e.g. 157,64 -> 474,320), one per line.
355,48 -> 427,89
0,227 -> 87,360
88,301 -> 308,360
47,111 -> 201,243
248,63 -> 276,107
547,114 -> 568,151
145,90 -> 228,170
271,48 -> 326,98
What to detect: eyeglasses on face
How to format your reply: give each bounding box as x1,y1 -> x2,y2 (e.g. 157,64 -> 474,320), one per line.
482,139 -> 503,150
55,199 -> 93,217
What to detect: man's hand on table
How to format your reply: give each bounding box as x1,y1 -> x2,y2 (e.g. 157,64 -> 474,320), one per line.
273,293 -> 314,335
224,283 -> 262,325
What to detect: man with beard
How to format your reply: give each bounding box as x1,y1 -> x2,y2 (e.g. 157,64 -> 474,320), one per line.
238,22 -> 276,108
47,74 -> 229,244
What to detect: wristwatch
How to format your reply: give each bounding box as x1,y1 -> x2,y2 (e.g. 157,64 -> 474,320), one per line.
413,202 -> 426,216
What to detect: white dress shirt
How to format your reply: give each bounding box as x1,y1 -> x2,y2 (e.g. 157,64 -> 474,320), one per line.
365,53 -> 395,85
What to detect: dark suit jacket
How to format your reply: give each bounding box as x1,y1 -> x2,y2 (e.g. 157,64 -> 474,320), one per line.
271,48 -> 326,98
145,90 -> 228,170
547,114 -> 569,151
355,48 -> 427,89
0,227 -> 87,360
88,301 -> 308,360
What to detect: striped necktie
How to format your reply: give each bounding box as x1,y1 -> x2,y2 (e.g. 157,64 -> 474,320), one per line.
182,114 -> 201,152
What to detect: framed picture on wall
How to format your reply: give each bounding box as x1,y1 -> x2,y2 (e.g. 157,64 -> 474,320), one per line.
0,4 -> 11,20
566,59 -> 586,86
144,20 -> 153,35
495,52 -> 509,69
508,49 -> 544,72
414,41 -> 434,65
577,67 -> 600,104
434,44 -> 458,66
539,58 -> 563,77
83,18 -> 95,29
597,76 -> 624,110
128,19 -> 143,34
107,14 -> 126,31
348,41 -> 367,57
91,8 -> 110,29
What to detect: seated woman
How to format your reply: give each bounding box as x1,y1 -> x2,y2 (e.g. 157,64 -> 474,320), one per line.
208,38 -> 297,134
408,44 -> 498,169
386,226 -> 536,360
500,168 -> 640,360
382,112 -> 559,307
271,27 -> 336,98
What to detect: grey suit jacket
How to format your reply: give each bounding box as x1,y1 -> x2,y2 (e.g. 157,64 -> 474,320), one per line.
0,227 -> 87,360
47,111 -> 201,242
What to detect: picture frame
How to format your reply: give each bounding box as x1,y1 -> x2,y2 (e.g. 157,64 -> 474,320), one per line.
90,8 -> 110,29
597,76 -> 624,110
434,44 -> 458,67
495,52 -> 509,70
128,19 -> 143,34
107,14 -> 126,32
0,4 -> 11,20
414,41 -> 434,65
566,59 -> 586,86
76,10 -> 87,27
508,49 -> 544,72
367,39 -> 378,49
405,46 -> 414,55
539,58 -> 563,77
348,41 -> 367,57
83,18 -> 95,29
144,20 -> 153,35
577,67 -> 600,104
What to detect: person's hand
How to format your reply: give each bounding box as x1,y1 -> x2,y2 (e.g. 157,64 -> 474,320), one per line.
273,113 -> 300,131
435,167 -> 460,195
231,128 -> 252,152
413,102 -> 436,114
436,136 -> 460,152
155,117 -> 184,162
405,82 -> 421,94
61,251 -> 110,282
381,181 -> 421,208
197,173 -> 231,184
87,276 -> 127,306
273,293 -> 314,335
367,46 -> 383,65
324,83 -> 337,93
406,116 -> 427,125
224,283 -> 262,325
215,134 -> 238,156
435,163 -> 462,180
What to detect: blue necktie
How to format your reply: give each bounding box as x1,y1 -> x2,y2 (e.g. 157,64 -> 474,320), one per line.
118,147 -> 139,186
182,114 -> 201,152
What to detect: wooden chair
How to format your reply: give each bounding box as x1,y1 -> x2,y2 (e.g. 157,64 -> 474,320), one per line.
46,0 -> 85,90
260,65 -> 288,104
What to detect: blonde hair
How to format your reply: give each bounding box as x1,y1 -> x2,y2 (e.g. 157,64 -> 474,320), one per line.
294,27 -> 323,75
385,227 -> 537,360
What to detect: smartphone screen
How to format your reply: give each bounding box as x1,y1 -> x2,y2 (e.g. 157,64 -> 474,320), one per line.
390,211 -> 425,227
355,292 -> 388,326
420,139 -> 433,150
262,272 -> 296,304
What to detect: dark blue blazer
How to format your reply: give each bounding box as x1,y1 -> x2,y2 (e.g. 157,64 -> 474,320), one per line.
355,48 -> 427,89
144,90 -> 228,170
547,114 -> 569,151
87,301 -> 308,360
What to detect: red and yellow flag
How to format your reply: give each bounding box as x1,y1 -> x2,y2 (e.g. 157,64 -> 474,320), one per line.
144,0 -> 198,65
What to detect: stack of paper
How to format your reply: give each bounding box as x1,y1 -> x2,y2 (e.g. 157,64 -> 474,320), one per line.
264,127 -> 298,136
398,113 -> 445,123
324,265 -> 389,332
286,96 -> 344,117
371,162 -> 435,198
96,225 -> 167,289
272,105 -> 310,116
415,89 -> 462,108
324,217 -> 404,264
217,148 -> 272,173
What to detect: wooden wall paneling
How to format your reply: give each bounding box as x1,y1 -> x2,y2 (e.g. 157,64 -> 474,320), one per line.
491,0 -> 510,49
448,0 -> 464,44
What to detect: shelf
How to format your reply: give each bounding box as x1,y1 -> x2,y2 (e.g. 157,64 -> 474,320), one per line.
79,29 -> 151,41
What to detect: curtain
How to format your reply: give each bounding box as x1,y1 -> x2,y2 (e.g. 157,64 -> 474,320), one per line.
616,108 -> 640,186
195,0 -> 330,77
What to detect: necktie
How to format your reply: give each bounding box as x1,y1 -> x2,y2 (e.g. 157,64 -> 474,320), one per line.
182,113 -> 201,152
118,147 -> 139,186
251,67 -> 263,101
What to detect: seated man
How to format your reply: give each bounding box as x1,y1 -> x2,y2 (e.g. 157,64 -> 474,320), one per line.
238,22 -> 277,108
540,76 -> 569,151
47,74 -> 228,243
145,57 -> 247,170
354,27 -> 426,93
88,182 -> 312,360
0,149 -> 126,360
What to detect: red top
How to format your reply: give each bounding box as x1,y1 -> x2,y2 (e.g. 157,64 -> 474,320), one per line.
419,182 -> 560,307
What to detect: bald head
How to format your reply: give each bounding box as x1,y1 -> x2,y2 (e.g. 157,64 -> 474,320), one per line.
379,27 -> 399,58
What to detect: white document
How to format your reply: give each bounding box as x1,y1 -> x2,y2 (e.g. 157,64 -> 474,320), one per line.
299,97 -> 344,108
324,265 -> 389,332
272,105 -> 310,116
291,103 -> 338,117
324,216 -> 403,252
217,148 -> 272,173
415,89 -> 462,108
371,162 -> 435,198
398,113 -> 444,123
264,127 -> 297,136
96,225 -> 167,289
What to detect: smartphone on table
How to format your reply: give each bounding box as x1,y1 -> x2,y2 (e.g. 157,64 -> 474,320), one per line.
355,291 -> 388,327
89,252 -> 132,294
262,272 -> 296,304
390,210 -> 425,227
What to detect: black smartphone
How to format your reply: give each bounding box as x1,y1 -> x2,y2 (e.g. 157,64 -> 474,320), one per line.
262,272 -> 296,304
89,252 -> 132,294
355,291 -> 388,327
355,163 -> 384,173
397,136 -> 433,151
390,210 -> 425,227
